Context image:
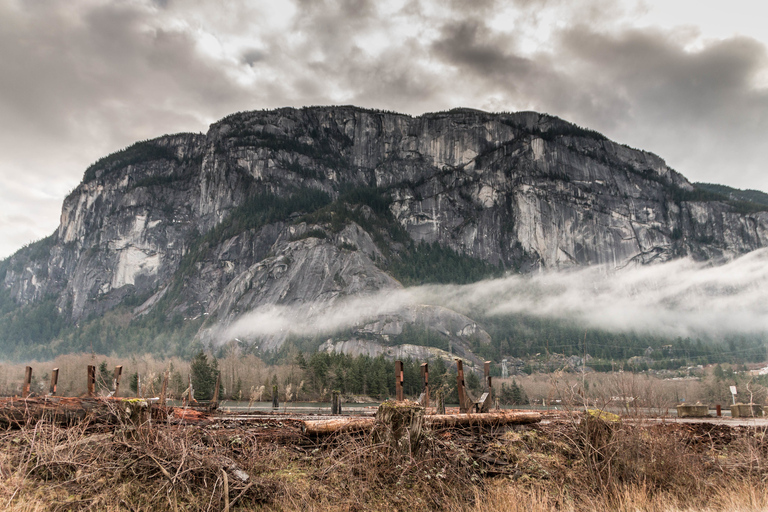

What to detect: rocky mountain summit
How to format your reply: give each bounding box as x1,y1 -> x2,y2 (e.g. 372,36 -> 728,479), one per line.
2,106 -> 767,361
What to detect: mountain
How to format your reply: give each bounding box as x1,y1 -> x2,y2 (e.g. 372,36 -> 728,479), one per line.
2,106 -> 768,362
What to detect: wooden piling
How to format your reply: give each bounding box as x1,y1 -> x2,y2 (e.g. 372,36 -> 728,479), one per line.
456,359 -> 469,413
160,370 -> 169,406
183,374 -> 194,405
332,391 -> 342,415
87,365 -> 96,397
395,360 -> 404,401
49,368 -> 59,396
112,366 -> 123,396
420,363 -> 429,408
211,373 -> 221,409
436,389 -> 445,414
22,366 -> 32,398
473,360 -> 493,413
272,385 -> 279,408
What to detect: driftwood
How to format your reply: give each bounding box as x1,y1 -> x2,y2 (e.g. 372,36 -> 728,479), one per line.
302,409 -> 542,435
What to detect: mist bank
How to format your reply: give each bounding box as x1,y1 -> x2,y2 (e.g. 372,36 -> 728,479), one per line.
221,248 -> 768,344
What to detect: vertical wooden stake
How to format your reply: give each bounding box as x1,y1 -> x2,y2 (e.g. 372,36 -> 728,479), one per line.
272,385 -> 279,408
484,361 -> 491,392
183,374 -> 194,405
160,370 -> 169,406
456,359 -> 468,413
436,389 -> 445,414
332,391 -> 341,415
212,373 -> 221,406
420,363 -> 429,409
87,365 -> 96,397
395,360 -> 404,401
112,365 -> 123,396
22,366 -> 32,398
49,368 -> 59,396
137,374 -> 142,398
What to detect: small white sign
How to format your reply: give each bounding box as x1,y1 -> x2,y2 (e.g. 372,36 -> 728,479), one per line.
730,386 -> 738,395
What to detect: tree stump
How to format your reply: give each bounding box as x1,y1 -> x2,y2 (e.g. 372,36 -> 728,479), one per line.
374,400 -> 424,456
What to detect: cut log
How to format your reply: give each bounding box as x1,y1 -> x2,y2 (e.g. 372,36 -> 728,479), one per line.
302,417 -> 376,435
425,410 -> 541,428
302,409 -> 541,435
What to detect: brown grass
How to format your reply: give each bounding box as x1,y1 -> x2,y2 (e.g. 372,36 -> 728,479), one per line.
1,413 -> 768,511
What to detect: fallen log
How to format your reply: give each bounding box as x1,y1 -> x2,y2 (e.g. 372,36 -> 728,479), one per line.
301,417 -> 376,435
0,396 -> 167,428
301,410 -> 541,435
425,410 -> 541,428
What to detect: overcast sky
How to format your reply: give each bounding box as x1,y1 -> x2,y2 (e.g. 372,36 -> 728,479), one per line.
2,0 -> 768,258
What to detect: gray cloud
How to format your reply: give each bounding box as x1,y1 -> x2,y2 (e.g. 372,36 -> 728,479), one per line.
431,20 -> 534,80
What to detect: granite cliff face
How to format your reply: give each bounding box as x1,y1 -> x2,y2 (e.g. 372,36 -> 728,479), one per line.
3,106 -> 767,359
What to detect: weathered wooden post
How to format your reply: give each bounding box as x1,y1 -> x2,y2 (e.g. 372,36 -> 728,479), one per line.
49,368 -> 59,396
137,374 -> 142,398
272,385 -> 279,408
456,359 -> 469,413
87,365 -> 96,397
183,374 -> 195,405
395,360 -> 404,401
332,391 -> 342,415
112,365 -> 123,396
160,370 -> 169,406
419,363 -> 429,408
22,366 -> 32,398
474,361 -> 493,413
436,389 -> 445,414
211,373 -> 221,409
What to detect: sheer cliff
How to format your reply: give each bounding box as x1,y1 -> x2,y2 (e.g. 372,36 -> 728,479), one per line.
2,106 -> 767,360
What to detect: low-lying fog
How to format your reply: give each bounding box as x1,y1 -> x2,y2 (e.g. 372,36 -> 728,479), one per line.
222,248 -> 768,342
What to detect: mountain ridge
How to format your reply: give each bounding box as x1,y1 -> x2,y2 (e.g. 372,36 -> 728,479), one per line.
2,105 -> 768,361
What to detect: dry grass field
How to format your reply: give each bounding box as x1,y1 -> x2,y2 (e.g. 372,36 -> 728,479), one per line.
1,409 -> 768,511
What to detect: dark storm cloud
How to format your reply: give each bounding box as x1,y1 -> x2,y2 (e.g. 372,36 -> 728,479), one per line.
425,11 -> 768,188
431,20 -> 534,79
241,48 -> 266,66
550,25 -> 768,185
0,0 -> 253,256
